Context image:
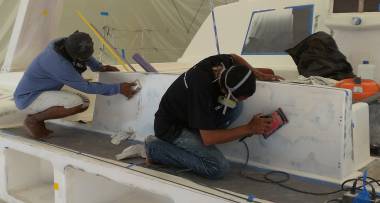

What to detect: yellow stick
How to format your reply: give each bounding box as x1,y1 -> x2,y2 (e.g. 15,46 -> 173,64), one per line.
76,11 -> 136,72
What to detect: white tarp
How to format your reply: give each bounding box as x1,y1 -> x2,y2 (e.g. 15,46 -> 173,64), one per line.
4,0 -> 63,72
58,0 -> 236,64
0,86 -> 25,129
0,0 -> 19,68
1,0 -> 236,72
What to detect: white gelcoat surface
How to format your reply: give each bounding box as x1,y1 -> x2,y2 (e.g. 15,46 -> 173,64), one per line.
93,72 -> 177,138
0,133 -> 248,203
220,82 -> 354,181
93,72 -> 361,181
65,167 -> 174,203
334,29 -> 380,83
10,184 -> 53,203
5,149 -> 54,203
352,102 -> 371,169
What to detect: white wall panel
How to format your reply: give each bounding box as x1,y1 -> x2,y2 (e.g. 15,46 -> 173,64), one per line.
93,72 -> 357,181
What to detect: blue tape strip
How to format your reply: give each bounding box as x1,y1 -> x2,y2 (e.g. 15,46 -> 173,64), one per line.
100,11 -> 109,16
247,194 -> 255,202
121,49 -> 126,60
209,0 -> 220,55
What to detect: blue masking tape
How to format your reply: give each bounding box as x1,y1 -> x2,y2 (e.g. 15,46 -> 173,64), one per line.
354,170 -> 371,202
209,0 -> 220,55
100,11 -> 109,16
247,194 -> 255,202
121,49 -> 126,60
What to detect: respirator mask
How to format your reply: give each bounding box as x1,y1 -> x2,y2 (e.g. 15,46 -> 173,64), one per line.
218,66 -> 252,115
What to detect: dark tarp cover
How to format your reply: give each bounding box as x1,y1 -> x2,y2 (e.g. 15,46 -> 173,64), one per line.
286,31 -> 355,80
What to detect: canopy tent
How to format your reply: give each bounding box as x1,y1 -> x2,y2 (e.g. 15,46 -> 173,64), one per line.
0,0 -> 20,68
0,0 -> 236,72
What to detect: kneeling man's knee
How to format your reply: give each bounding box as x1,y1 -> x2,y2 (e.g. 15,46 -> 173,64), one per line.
204,157 -> 230,179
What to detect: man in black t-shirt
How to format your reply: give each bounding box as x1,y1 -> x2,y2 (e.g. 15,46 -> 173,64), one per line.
144,54 -> 282,179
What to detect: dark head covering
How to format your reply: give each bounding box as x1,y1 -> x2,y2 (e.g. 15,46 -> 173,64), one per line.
221,65 -> 256,98
64,31 -> 94,61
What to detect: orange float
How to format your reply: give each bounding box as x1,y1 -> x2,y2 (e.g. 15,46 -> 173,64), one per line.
336,77 -> 380,101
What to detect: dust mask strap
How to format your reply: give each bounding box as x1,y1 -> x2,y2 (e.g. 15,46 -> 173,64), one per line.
229,68 -> 252,92
220,67 -> 252,115
212,63 -> 226,83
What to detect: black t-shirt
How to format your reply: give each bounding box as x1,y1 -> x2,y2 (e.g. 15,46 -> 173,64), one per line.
154,54 -> 235,142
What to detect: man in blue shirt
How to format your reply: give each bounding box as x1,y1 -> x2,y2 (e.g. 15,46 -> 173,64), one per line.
14,31 -> 137,139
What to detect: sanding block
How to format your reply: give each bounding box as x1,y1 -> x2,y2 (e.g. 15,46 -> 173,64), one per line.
239,108 -> 289,142
134,79 -> 142,92
262,108 -> 288,139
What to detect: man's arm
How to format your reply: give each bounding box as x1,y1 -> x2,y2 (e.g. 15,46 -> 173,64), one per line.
230,54 -> 284,81
86,57 -> 120,72
50,64 -> 137,98
86,56 -> 103,72
200,114 -> 273,146
45,59 -> 122,96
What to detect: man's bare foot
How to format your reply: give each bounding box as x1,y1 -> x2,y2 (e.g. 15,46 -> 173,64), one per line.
42,125 -> 53,135
24,116 -> 50,139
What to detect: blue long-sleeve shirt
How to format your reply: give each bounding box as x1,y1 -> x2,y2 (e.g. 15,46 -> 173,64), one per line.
14,39 -> 120,110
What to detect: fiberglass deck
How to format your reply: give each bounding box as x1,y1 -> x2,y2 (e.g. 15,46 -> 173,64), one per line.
3,122 -> 379,203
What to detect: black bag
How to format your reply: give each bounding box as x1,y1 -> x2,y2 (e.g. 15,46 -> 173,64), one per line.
286,31 -> 355,80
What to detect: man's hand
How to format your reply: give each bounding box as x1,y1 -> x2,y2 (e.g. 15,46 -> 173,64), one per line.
246,114 -> 273,135
255,71 -> 284,81
258,73 -> 284,81
120,82 -> 139,99
100,65 -> 120,72
229,54 -> 284,81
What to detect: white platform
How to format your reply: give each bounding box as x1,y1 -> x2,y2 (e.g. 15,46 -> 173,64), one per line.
93,72 -> 371,183
5,149 -> 54,203
0,0 -> 378,201
0,132 -> 254,203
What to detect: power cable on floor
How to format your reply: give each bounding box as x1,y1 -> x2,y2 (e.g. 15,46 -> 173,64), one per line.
325,198 -> 342,203
239,140 -> 380,198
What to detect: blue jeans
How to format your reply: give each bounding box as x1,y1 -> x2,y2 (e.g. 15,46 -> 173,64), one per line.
146,103 -> 242,179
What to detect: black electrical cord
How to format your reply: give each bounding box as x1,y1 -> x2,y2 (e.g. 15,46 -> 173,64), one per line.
325,198 -> 342,203
352,176 -> 378,200
325,178 -> 380,203
239,140 -> 380,198
345,180 -> 380,199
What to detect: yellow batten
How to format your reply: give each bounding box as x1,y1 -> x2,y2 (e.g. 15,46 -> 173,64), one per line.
76,11 -> 135,72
